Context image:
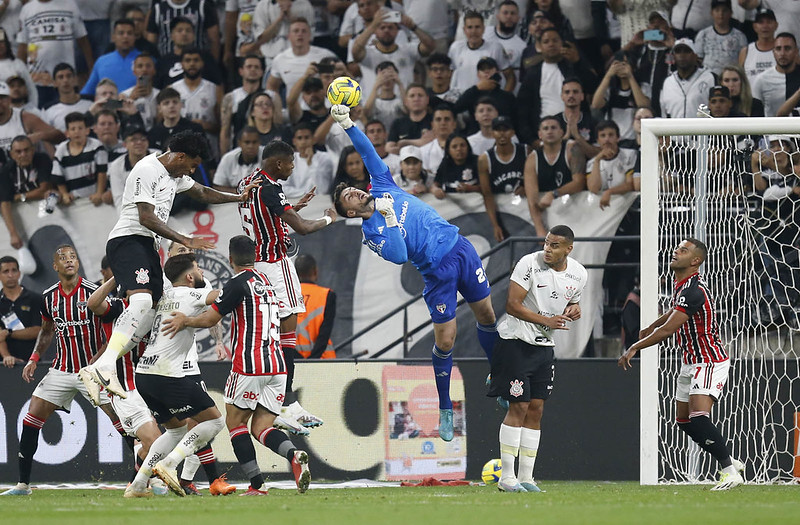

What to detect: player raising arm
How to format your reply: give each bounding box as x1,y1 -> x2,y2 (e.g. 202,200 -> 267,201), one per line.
619,238 -> 745,491
330,104 -> 499,442
79,131 -> 258,403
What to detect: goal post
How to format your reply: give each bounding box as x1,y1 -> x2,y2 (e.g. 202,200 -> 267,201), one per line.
640,117 -> 800,485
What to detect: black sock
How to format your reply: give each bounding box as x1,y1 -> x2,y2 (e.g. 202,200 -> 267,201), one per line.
283,346 -> 296,405
679,415 -> 732,468
197,445 -> 219,481
256,427 -> 296,462
18,424 -> 41,484
123,435 -> 136,452
230,429 -> 264,489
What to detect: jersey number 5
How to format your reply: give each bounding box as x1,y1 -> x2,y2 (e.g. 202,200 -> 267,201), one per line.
241,208 -> 256,240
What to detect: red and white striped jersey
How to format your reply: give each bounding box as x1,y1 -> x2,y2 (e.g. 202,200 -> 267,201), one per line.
41,278 -> 122,374
212,268 -> 283,376
238,169 -> 292,263
671,273 -> 728,364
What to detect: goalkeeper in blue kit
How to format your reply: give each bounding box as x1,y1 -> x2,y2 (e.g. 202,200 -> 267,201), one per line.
331,104 -> 498,441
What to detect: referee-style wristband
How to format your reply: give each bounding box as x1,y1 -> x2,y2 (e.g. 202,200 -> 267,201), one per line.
321,216 -> 333,226
29,353 -> 39,363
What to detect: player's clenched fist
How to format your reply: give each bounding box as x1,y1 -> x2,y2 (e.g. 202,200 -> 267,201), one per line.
331,104 -> 354,129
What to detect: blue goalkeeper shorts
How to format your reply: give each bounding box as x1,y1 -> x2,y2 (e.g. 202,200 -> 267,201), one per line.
422,235 -> 491,324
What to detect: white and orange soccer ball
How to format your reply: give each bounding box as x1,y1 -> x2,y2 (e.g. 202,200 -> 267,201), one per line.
327,76 -> 362,107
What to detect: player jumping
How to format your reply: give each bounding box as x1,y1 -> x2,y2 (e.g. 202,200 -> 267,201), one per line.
330,104 -> 498,441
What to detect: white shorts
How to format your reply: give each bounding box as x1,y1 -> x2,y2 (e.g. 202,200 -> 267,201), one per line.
33,368 -> 111,411
110,388 -> 155,436
675,360 -> 730,403
254,259 -> 305,318
224,371 -> 286,414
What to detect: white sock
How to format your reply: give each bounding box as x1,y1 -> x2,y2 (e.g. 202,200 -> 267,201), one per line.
181,454 -> 201,482
96,296 -> 154,369
499,423 -> 522,482
518,428 -> 541,483
721,464 -> 738,476
131,425 -> 187,489
161,417 -> 225,470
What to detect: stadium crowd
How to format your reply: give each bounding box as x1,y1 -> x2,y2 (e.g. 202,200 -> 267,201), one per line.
0,0 -> 798,347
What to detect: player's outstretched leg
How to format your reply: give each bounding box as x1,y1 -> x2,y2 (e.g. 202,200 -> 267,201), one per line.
81,296 -> 155,399
432,344 -> 454,441
153,416 -> 226,496
126,426 -> 188,498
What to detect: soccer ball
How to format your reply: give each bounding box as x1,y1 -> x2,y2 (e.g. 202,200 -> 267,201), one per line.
481,458 -> 502,484
327,76 -> 362,107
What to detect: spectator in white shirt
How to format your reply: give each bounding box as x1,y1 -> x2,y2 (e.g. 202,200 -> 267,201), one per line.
213,126 -> 262,193
448,11 -> 514,93
659,38 -> 715,118
266,17 -> 336,105
586,120 -> 637,209
419,106 -> 458,175
283,121 -> 335,196
365,118 -> 400,176
484,1 -> 526,90
246,0 -> 315,71
350,8 -> 435,98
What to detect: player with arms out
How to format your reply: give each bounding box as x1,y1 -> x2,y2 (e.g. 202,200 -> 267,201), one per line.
125,253 -> 227,498
79,130 -> 258,402
238,141 -> 337,433
488,225 -> 586,492
1,246 -> 127,496
330,103 -> 499,441
619,238 -> 745,491
162,236 -> 312,496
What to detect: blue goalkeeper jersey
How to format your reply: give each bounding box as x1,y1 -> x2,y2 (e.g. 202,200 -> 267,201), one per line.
345,126 -> 459,275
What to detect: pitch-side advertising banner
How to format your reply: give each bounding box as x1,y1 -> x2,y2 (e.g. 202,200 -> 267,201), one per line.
0,191 -> 636,359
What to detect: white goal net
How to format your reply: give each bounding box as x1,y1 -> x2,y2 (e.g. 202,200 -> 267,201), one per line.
640,117 -> 800,485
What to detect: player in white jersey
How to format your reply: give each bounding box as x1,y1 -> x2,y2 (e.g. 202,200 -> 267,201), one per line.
78,131 -> 256,407
125,253 -> 226,498
165,240 -> 235,496
488,225 -> 587,493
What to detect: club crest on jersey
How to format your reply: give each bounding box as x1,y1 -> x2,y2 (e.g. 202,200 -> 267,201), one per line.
135,268 -> 150,284
436,303 -> 446,314
76,301 -> 87,310
509,379 -> 524,397
564,285 -> 577,300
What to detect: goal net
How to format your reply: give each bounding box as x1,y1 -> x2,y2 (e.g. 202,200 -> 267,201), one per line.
640,117 -> 800,485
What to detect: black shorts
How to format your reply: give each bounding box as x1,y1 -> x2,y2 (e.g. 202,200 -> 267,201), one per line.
106,235 -> 164,303
487,338 -> 555,402
135,373 -> 215,424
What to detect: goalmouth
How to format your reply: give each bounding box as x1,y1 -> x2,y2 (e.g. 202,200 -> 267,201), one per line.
640,117 -> 800,485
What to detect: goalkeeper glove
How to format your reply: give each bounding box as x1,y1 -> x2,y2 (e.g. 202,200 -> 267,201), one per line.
331,104 -> 355,129
374,197 -> 398,228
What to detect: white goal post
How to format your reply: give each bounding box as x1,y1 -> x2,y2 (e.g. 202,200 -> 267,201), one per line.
640,117 -> 800,485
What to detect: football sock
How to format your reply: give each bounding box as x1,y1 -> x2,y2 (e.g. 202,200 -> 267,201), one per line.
518,428 -> 541,483
197,445 -> 219,481
18,413 -> 44,484
230,426 -> 265,490
476,321 -> 498,361
281,332 -> 297,402
180,454 -> 201,482
111,419 -> 136,451
432,345 -> 453,410
678,412 -> 733,468
132,425 -> 187,489
499,424 -> 521,482
96,294 -> 154,368
160,417 -> 225,470
257,427 -> 296,462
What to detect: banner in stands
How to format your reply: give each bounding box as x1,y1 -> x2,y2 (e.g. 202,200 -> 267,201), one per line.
0,360 -> 640,484
0,191 -> 636,358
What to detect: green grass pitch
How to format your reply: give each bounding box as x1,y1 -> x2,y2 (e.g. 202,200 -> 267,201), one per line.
3,482 -> 800,525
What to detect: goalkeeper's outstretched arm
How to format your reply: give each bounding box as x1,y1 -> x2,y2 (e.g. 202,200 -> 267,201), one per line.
331,105 -> 391,183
